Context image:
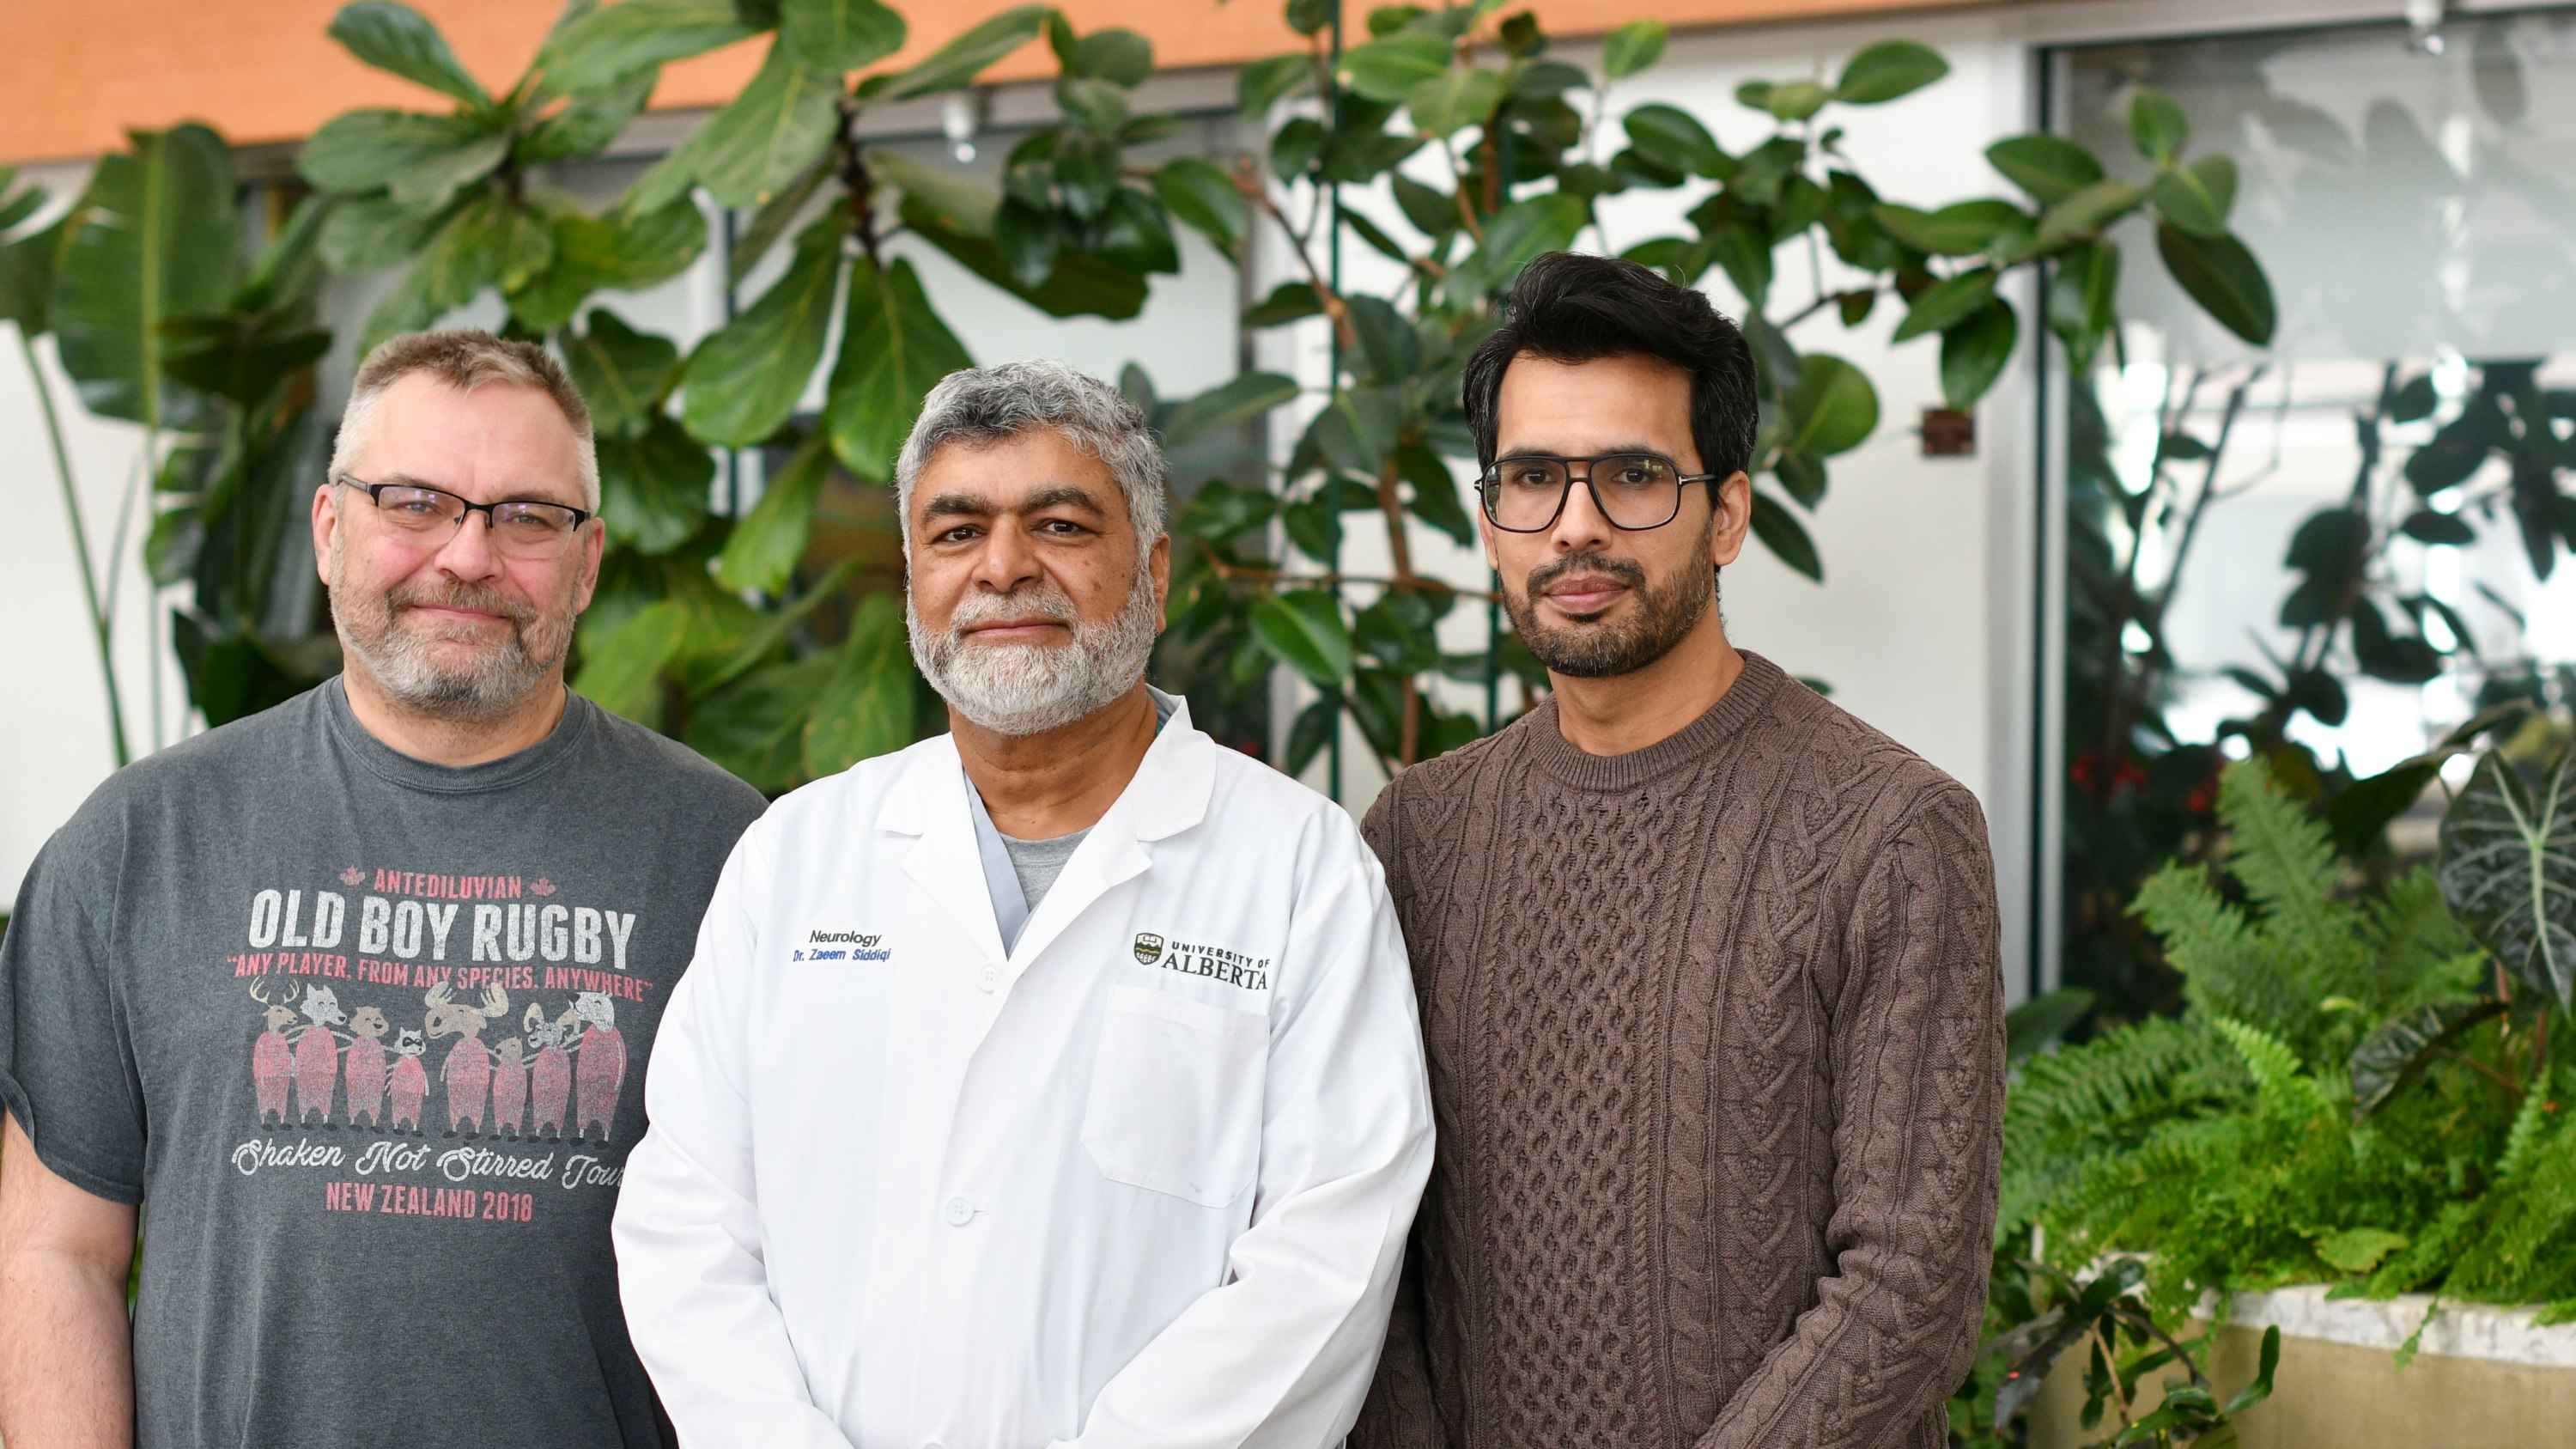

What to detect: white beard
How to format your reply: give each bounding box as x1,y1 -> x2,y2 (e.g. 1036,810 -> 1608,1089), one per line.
908,564 -> 1161,736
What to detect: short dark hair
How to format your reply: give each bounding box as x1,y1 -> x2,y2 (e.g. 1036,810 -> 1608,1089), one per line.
1462,253 -> 1759,483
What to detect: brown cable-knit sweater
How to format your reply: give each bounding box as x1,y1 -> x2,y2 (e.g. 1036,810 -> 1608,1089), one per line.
1352,652 -> 2004,1449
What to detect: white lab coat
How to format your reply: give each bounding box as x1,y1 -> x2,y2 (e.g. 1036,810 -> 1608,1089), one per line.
613,697 -> 1434,1449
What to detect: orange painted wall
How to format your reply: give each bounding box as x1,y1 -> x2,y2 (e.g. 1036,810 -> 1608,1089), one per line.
0,0 -> 1969,166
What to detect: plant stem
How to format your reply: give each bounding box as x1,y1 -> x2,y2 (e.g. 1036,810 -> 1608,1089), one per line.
2439,1046 -> 2525,1099
21,330 -> 130,766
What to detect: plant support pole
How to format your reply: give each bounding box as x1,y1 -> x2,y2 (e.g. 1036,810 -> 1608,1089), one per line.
21,330 -> 131,766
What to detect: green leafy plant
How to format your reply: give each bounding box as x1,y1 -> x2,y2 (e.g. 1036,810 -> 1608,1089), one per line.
1996,752 -> 2573,1373
4,127 -> 343,757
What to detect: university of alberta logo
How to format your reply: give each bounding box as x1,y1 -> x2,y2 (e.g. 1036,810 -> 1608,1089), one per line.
1133,933 -> 1165,965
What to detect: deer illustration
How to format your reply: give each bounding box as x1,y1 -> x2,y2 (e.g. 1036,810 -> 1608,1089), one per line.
292,984 -> 348,1129
571,991 -> 625,1145
387,1029 -> 428,1135
249,980 -> 301,1128
425,983 -> 509,1138
489,1036 -> 529,1140
343,1006 -> 391,1129
525,1002 -> 579,1142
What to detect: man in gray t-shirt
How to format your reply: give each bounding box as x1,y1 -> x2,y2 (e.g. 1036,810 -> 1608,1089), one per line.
0,332 -> 765,1449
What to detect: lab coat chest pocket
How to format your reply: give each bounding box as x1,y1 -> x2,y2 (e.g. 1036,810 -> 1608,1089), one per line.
1082,984 -> 1267,1208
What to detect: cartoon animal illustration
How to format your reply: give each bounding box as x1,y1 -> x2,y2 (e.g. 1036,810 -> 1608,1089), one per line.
250,980 -> 301,1128
424,982 -> 510,1138
572,991 -> 626,1144
525,1002 -> 578,1142
489,1037 -> 529,1140
387,1029 -> 428,1135
292,984 -> 348,1128
343,1006 -> 391,1129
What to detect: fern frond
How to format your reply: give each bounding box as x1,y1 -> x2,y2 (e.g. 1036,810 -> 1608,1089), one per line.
2209,1014 -> 2331,1120
2134,861 -> 2318,1045
2219,758 -> 2355,947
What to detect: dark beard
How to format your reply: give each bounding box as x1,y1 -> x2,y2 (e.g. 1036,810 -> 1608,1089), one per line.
1503,544 -> 1716,679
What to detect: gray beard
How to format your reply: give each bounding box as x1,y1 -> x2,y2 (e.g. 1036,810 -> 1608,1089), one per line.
328,531 -> 569,721
908,564 -> 1161,736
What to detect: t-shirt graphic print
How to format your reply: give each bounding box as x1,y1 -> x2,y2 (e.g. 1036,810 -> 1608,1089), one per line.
0,679 -> 767,1449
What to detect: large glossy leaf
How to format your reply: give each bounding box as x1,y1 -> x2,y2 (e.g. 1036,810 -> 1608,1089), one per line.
1162,371 -> 1297,450
519,69 -> 658,163
2129,87 -> 2190,164
661,40 -> 841,211
562,307 -> 678,440
1891,266 -> 1997,342
1253,589 -> 1355,687
1444,193 -> 1587,304
1939,297 -> 2016,410
1407,66 -> 1505,138
52,124 -> 240,427
299,111 -> 495,195
1624,104 -> 1725,180
512,199 -> 707,332
1986,133 -> 2103,205
1152,157 -> 1246,253
687,651 -> 841,794
319,193 -> 454,272
680,202 -> 847,447
1782,353 -> 1879,458
893,193 -> 1150,321
2349,998 -> 2506,1120
2032,177 -> 2143,249
823,255 -> 972,480
804,592 -> 916,776
573,596 -> 690,725
2156,223 -> 2276,345
1872,200 -> 2025,257
866,4 -> 1049,102
781,0 -> 905,72
544,0 -> 756,93
1339,33 -> 1450,104
0,213 -> 65,336
327,2 -> 492,109
714,433 -> 832,594
1833,40 -> 1946,104
1601,19 -> 1668,79
358,195 -> 507,351
387,127 -> 511,210
597,411 -> 715,554
2439,751 -> 2576,1009
2046,239 -> 2118,373
1747,486 -> 1822,581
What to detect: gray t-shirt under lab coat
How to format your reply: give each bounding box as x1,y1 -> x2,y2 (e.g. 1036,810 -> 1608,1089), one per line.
0,679 -> 764,1449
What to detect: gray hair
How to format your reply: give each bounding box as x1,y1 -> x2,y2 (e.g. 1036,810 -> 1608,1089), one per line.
894,359 -> 1169,549
331,330 -> 602,512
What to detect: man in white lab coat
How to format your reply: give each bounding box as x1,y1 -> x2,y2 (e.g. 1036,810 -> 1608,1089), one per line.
613,359 -> 1436,1449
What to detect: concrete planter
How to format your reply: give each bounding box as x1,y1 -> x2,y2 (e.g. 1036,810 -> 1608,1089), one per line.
2027,1285 -> 2576,1448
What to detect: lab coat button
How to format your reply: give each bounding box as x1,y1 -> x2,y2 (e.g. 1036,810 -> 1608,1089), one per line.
941,1196 -> 975,1227
977,965 -> 998,991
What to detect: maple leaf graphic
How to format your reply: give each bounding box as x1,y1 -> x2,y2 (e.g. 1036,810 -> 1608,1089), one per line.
340,867 -> 365,886
532,877 -> 556,897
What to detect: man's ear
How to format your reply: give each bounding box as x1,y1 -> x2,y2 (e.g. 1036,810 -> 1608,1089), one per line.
1710,472 -> 1752,569
1148,532 -> 1172,617
311,484 -> 340,588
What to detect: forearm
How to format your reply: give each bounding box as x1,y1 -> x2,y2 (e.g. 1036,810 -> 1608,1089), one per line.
0,1247 -> 131,1446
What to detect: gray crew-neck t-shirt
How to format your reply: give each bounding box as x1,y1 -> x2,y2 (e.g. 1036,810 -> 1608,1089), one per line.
0,678 -> 766,1449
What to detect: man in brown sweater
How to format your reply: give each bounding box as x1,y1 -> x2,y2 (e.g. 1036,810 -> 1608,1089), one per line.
1352,253 -> 2005,1449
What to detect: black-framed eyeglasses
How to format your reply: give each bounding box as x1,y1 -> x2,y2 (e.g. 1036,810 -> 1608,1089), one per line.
1476,453 -> 1724,533
337,477 -> 592,557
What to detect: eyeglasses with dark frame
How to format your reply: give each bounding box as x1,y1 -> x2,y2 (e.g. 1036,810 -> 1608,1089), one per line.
337,476 -> 593,557
1476,452 -> 1725,533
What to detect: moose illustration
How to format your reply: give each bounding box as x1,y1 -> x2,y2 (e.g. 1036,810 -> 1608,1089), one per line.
343,1005 -> 391,1129
292,984 -> 348,1129
571,991 -> 625,1144
249,980 -> 301,1128
424,982 -> 510,1138
387,1029 -> 428,1135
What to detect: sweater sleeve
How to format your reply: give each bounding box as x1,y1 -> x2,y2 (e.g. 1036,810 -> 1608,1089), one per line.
1695,783 -> 2004,1449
